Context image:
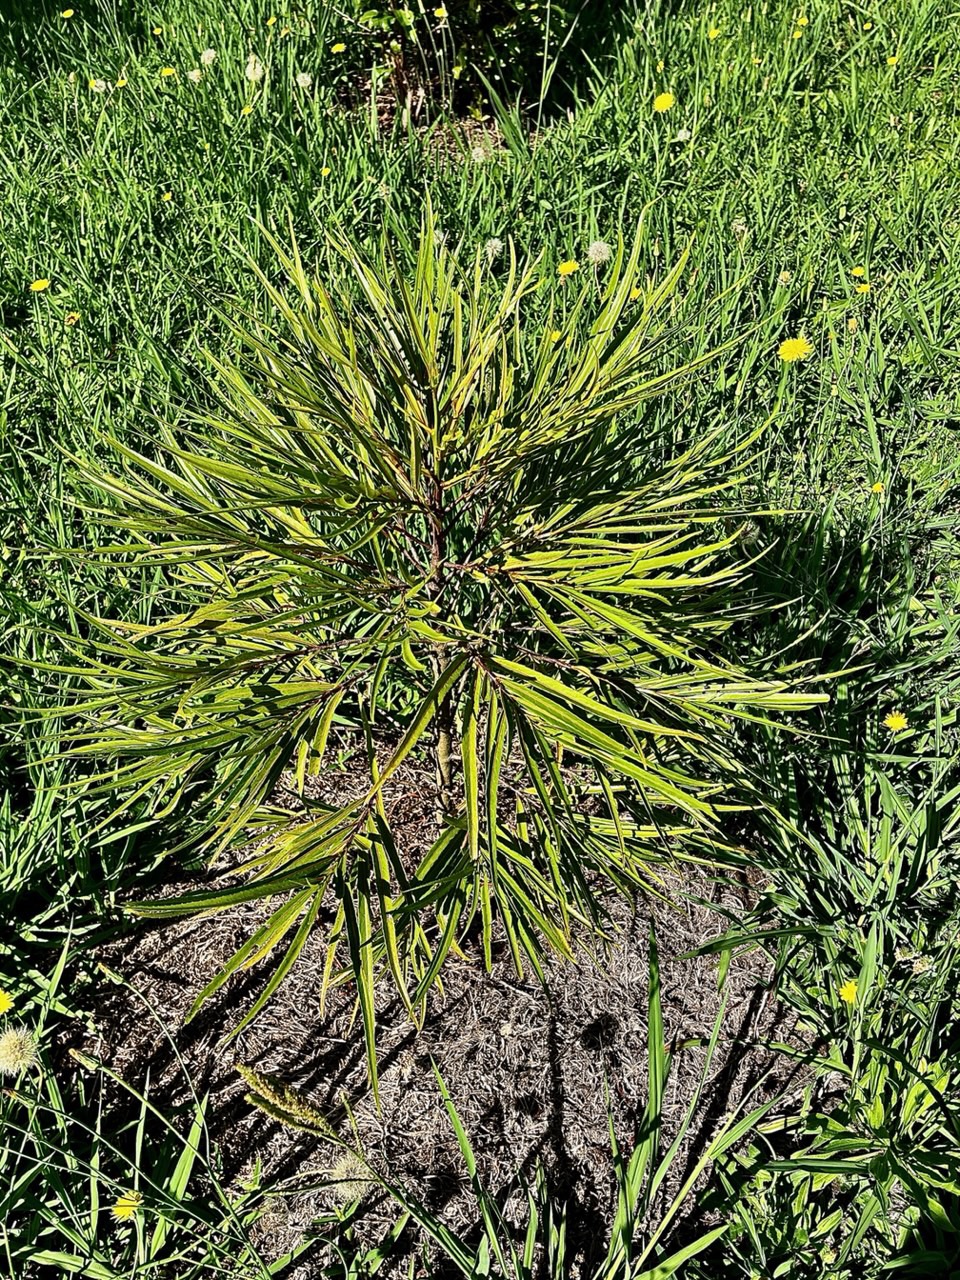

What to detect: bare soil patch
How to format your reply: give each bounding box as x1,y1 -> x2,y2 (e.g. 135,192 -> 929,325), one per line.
67,755 -> 810,1277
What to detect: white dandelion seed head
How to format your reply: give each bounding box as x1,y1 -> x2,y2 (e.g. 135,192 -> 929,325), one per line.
326,1152 -> 372,1204
674,127 -> 691,141
587,240 -> 612,265
471,145 -> 487,164
89,78 -> 108,93
187,68 -> 202,82
245,52 -> 265,82
731,216 -> 748,239
295,71 -> 312,89
778,268 -> 793,285
485,237 -> 504,263
200,47 -> 217,66
0,1027 -> 38,1077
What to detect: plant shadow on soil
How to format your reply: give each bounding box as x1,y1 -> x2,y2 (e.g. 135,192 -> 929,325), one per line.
51,752 -> 817,1278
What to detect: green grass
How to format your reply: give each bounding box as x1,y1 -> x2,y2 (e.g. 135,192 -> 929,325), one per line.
2,0 -> 960,1275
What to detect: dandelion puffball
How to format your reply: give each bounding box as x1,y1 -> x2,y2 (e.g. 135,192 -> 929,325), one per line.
0,1027 -> 38,1076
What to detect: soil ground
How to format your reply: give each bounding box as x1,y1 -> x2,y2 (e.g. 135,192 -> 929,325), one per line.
71,754 -> 809,1277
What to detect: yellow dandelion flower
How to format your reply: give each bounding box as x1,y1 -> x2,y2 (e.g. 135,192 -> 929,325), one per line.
887,55 -> 898,65
331,42 -> 346,53
115,76 -> 127,86
839,979 -> 858,1005
884,711 -> 908,732
871,481 -> 884,493
796,14 -> 809,25
321,166 -> 331,176
653,91 -> 674,112
160,191 -> 172,201
557,259 -> 579,277
708,26 -> 721,39
848,316 -> 858,333
778,335 -> 813,362
61,8 -> 74,16
240,103 -> 254,115
65,311 -> 81,326
856,283 -> 871,293
864,21 -> 872,29
266,14 -> 277,26
0,990 -> 13,1016
111,1190 -> 143,1221
280,26 -> 291,35
656,58 -> 664,72
434,5 -> 448,18
851,265 -> 865,276
159,66 -> 176,77
752,56 -> 762,64
152,25 -> 162,35
630,286 -> 642,301
792,28 -> 802,38
29,278 -> 51,292
549,330 -> 562,342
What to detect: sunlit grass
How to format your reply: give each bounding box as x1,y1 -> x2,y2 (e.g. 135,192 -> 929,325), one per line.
2,0 -> 960,1273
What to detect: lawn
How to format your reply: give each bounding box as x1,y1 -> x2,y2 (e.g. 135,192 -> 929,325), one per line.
2,0 -> 960,1276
